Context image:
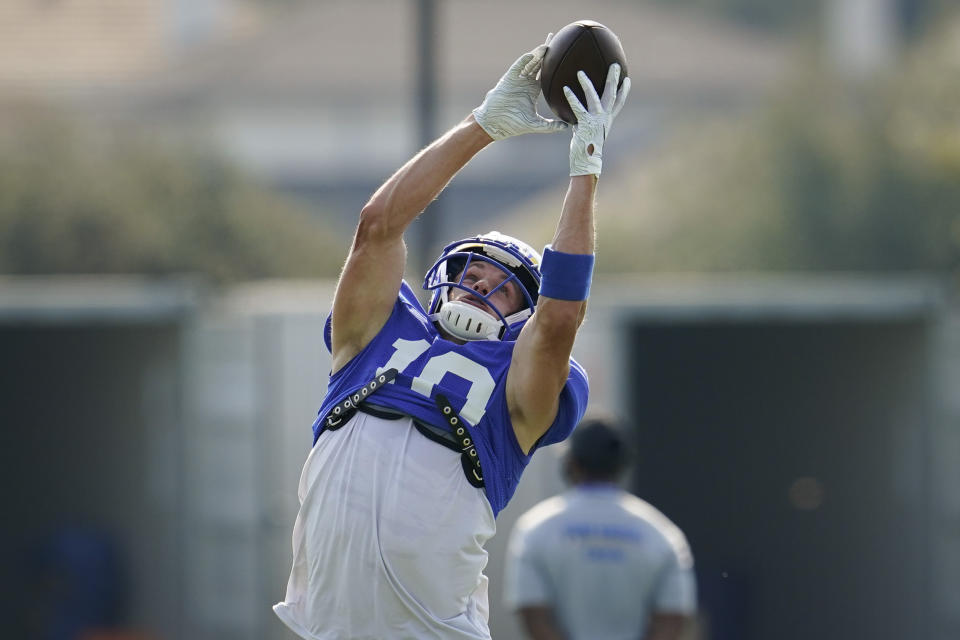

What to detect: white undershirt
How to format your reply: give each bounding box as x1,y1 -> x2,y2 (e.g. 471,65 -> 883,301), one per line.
273,412 -> 496,640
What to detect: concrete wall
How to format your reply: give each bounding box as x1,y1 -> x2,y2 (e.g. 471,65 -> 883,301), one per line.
930,306 -> 960,639
180,283 -> 334,640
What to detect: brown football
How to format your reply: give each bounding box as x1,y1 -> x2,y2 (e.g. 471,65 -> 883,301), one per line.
540,20 -> 628,125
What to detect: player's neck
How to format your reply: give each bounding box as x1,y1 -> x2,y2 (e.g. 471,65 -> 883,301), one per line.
575,481 -> 619,490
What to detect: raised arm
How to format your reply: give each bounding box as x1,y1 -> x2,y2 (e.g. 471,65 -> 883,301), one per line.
330,118 -> 492,373
508,64 -> 631,453
330,40 -> 567,374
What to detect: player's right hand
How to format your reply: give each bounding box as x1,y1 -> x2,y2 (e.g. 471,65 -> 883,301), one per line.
472,35 -> 570,141
564,63 -> 631,176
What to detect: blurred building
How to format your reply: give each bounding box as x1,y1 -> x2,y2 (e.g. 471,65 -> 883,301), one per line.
0,277 -> 329,640
0,0 -> 259,89
2,274 -> 959,640
0,0 -> 790,247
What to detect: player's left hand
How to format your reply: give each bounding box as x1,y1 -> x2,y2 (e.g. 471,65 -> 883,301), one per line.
565,63 -> 631,176
472,34 -> 570,140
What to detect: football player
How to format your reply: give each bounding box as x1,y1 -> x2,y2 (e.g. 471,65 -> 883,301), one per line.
274,37 -> 630,640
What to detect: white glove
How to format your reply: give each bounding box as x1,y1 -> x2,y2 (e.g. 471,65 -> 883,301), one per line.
564,63 -> 631,176
473,35 -> 569,141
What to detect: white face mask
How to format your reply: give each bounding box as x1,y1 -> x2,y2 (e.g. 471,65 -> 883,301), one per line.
430,282 -> 534,342
435,299 -> 502,341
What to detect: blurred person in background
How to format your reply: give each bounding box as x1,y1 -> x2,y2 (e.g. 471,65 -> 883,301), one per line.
272,36 -> 630,640
504,417 -> 697,640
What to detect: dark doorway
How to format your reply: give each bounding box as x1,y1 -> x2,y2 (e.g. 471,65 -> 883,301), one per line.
0,324 -> 183,638
626,321 -> 931,640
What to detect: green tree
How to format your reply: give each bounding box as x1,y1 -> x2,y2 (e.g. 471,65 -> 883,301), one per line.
591,15 -> 960,274
0,102 -> 345,282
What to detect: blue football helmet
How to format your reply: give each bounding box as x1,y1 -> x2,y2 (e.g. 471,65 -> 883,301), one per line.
423,231 -> 542,341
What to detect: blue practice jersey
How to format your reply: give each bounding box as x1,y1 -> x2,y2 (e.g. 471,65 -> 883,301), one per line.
312,281 -> 589,516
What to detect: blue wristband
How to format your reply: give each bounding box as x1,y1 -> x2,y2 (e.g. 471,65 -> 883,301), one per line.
538,246 -> 595,301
